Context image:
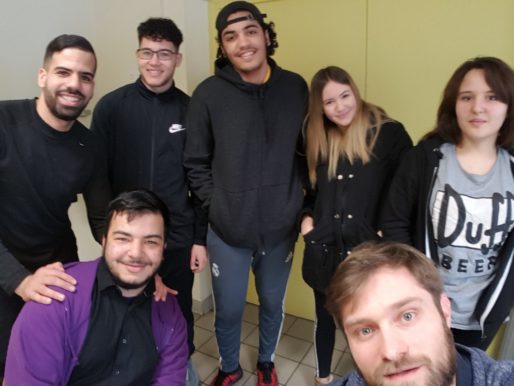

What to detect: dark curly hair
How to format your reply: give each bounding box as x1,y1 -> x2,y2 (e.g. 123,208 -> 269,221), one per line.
137,17 -> 183,49
105,189 -> 170,237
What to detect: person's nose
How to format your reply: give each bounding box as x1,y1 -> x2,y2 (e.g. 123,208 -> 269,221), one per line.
335,99 -> 345,112
471,96 -> 486,113
149,52 -> 161,65
380,327 -> 409,362
128,239 -> 144,258
238,34 -> 251,49
67,73 -> 81,90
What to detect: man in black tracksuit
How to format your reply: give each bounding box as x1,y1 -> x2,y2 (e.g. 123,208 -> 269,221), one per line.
184,2 -> 307,385
89,18 -> 207,384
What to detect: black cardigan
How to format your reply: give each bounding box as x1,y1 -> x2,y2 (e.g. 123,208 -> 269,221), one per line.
303,121 -> 412,254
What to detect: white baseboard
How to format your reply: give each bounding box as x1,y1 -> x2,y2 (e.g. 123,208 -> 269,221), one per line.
193,294 -> 213,315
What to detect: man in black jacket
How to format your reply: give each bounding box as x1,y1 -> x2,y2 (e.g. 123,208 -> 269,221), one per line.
0,34 -> 110,379
184,2 -> 307,385
90,18 -> 207,385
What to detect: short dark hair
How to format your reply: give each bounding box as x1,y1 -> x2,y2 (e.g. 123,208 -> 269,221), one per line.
215,1 -> 278,59
137,17 -> 183,49
326,241 -> 444,327
424,56 -> 514,148
105,189 -> 170,237
43,34 -> 96,72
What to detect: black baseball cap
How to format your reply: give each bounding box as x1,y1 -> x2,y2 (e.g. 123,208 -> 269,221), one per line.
215,1 -> 267,36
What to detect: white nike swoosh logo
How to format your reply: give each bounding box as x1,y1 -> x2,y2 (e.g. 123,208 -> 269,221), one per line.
169,124 -> 186,133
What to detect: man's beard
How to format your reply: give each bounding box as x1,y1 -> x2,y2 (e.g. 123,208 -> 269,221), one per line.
42,87 -> 88,121
111,269 -> 155,290
104,251 -> 160,292
357,323 -> 456,386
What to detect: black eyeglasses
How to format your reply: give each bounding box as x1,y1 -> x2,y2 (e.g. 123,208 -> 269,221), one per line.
136,48 -> 178,61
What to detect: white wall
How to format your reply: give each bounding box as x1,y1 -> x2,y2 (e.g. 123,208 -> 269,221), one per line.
0,0 -> 213,310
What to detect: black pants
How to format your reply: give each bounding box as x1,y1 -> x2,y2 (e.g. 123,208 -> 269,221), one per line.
451,327 -> 490,351
314,290 -> 336,378
0,289 -> 24,378
161,245 -> 195,356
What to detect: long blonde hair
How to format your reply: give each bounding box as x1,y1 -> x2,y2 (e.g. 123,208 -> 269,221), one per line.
306,66 -> 390,184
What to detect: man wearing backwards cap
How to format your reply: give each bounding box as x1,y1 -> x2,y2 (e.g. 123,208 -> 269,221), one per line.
184,1 -> 307,386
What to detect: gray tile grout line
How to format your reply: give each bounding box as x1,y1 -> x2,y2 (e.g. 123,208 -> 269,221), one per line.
194,308 -> 348,384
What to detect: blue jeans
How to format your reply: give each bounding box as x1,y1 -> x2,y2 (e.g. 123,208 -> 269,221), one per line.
207,228 -> 294,372
186,358 -> 199,386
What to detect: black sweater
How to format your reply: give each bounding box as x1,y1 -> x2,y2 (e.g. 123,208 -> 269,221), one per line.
90,78 -> 206,247
184,59 -> 308,250
0,99 -> 109,294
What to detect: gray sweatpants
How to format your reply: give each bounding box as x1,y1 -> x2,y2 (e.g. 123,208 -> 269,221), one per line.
207,227 -> 294,372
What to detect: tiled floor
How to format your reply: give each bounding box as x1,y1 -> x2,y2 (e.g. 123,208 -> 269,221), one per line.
191,303 -> 355,386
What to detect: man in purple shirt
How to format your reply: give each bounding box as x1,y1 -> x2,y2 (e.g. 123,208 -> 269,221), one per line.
4,190 -> 188,386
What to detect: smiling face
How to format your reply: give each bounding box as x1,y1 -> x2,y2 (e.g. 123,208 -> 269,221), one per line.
341,267 -> 456,386
103,211 -> 165,297
220,10 -> 269,84
137,37 -> 182,94
456,68 -> 508,147
322,80 -> 358,128
37,48 -> 95,131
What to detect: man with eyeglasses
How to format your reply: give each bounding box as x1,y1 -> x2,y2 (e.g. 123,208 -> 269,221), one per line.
90,17 -> 207,386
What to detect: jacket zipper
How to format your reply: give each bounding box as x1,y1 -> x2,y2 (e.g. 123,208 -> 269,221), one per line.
149,97 -> 157,190
425,147 -> 442,261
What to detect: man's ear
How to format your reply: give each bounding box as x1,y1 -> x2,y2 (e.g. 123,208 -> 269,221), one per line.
175,53 -> 183,67
101,235 -> 106,248
37,67 -> 47,88
265,29 -> 271,46
440,293 -> 452,327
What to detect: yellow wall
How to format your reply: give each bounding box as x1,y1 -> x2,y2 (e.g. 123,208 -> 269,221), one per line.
207,0 -> 514,322
366,0 -> 514,142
